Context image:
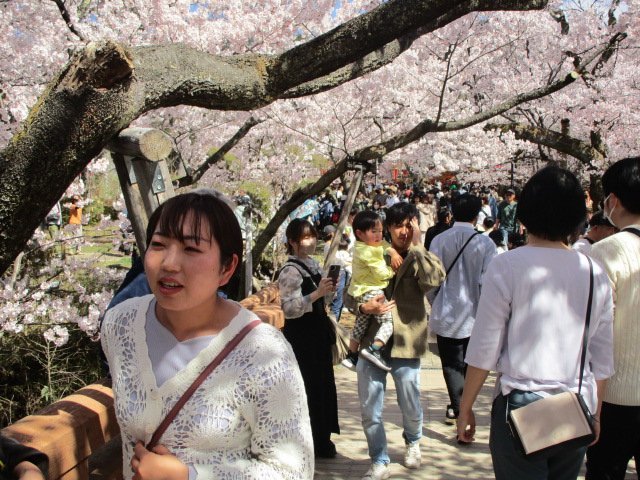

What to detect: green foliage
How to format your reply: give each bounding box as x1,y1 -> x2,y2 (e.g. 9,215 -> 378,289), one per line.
294,179 -> 316,191
87,168 -> 121,203
310,153 -> 330,169
285,144 -> 303,158
83,167 -> 121,224
238,181 -> 269,211
0,327 -> 105,428
77,0 -> 93,19
83,198 -> 105,224
206,146 -> 241,172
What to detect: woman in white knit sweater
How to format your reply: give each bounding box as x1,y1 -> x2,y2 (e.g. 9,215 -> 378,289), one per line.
101,191 -> 313,480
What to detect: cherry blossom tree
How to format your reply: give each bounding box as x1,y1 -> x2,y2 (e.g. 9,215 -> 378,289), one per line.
0,0 -> 559,275
1,0 -> 637,277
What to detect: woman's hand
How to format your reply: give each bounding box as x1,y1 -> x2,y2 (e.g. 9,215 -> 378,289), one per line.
455,366 -> 489,445
317,277 -> 335,296
310,277 -> 335,302
456,408 -> 476,444
131,442 -> 188,480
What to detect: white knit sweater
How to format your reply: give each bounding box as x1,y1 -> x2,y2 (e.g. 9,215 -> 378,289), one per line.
592,227 -> 640,406
101,295 -> 314,479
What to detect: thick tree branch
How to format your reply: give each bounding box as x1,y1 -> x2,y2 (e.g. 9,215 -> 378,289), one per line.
281,0 -> 500,99
281,34 -> 418,98
270,0 -> 547,95
175,116 -> 264,188
483,122 -> 605,167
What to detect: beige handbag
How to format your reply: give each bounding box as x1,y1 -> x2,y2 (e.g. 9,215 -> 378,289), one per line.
507,255 -> 596,460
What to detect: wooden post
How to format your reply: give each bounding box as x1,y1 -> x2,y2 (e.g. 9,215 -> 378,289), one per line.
129,157 -> 175,217
107,128 -> 173,161
107,128 -> 175,255
111,152 -> 149,254
324,167 -> 364,271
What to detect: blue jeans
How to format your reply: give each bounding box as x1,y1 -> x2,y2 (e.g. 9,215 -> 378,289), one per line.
357,356 -> 423,465
331,271 -> 350,321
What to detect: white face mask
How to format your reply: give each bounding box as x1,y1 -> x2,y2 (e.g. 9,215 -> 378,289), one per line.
296,238 -> 317,257
603,194 -> 617,227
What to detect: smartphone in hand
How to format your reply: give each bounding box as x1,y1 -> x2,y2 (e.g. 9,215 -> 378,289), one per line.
327,264 -> 341,286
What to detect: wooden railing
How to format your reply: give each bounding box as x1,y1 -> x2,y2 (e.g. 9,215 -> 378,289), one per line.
1,285 -> 283,480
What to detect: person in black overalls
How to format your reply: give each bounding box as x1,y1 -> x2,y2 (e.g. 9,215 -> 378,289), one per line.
278,219 -> 340,458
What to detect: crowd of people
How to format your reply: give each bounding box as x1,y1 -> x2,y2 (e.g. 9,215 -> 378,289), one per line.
4,157 -> 638,480
286,158 -> 639,480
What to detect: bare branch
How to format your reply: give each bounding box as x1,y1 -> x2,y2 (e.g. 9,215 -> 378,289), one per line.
51,0 -> 86,41
175,116 -> 264,188
436,42 -> 457,123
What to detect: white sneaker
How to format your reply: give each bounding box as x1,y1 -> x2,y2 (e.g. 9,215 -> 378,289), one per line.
341,351 -> 359,372
404,442 -> 421,469
362,462 -> 390,480
444,406 -> 457,425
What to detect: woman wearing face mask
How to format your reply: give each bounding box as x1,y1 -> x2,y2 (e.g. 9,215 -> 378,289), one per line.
278,218 -> 340,459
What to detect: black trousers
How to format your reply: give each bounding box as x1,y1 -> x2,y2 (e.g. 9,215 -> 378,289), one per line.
586,401 -> 640,480
436,335 -> 469,414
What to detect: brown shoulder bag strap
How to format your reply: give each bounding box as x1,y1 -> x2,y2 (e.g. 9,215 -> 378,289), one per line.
146,318 -> 262,449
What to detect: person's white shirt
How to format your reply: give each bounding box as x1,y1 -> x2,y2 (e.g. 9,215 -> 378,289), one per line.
572,237 -> 594,255
465,246 -> 614,413
476,205 -> 492,231
428,222 -> 497,339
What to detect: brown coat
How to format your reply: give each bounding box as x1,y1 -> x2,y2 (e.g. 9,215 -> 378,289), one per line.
360,245 -> 445,359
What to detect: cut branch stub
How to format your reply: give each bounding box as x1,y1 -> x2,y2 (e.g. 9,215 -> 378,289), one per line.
57,40 -> 133,92
107,127 -> 174,161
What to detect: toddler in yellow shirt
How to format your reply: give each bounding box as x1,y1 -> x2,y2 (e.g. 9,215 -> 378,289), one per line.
342,210 -> 395,371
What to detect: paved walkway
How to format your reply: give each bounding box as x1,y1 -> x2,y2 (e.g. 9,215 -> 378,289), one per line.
315,342 -> 637,479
